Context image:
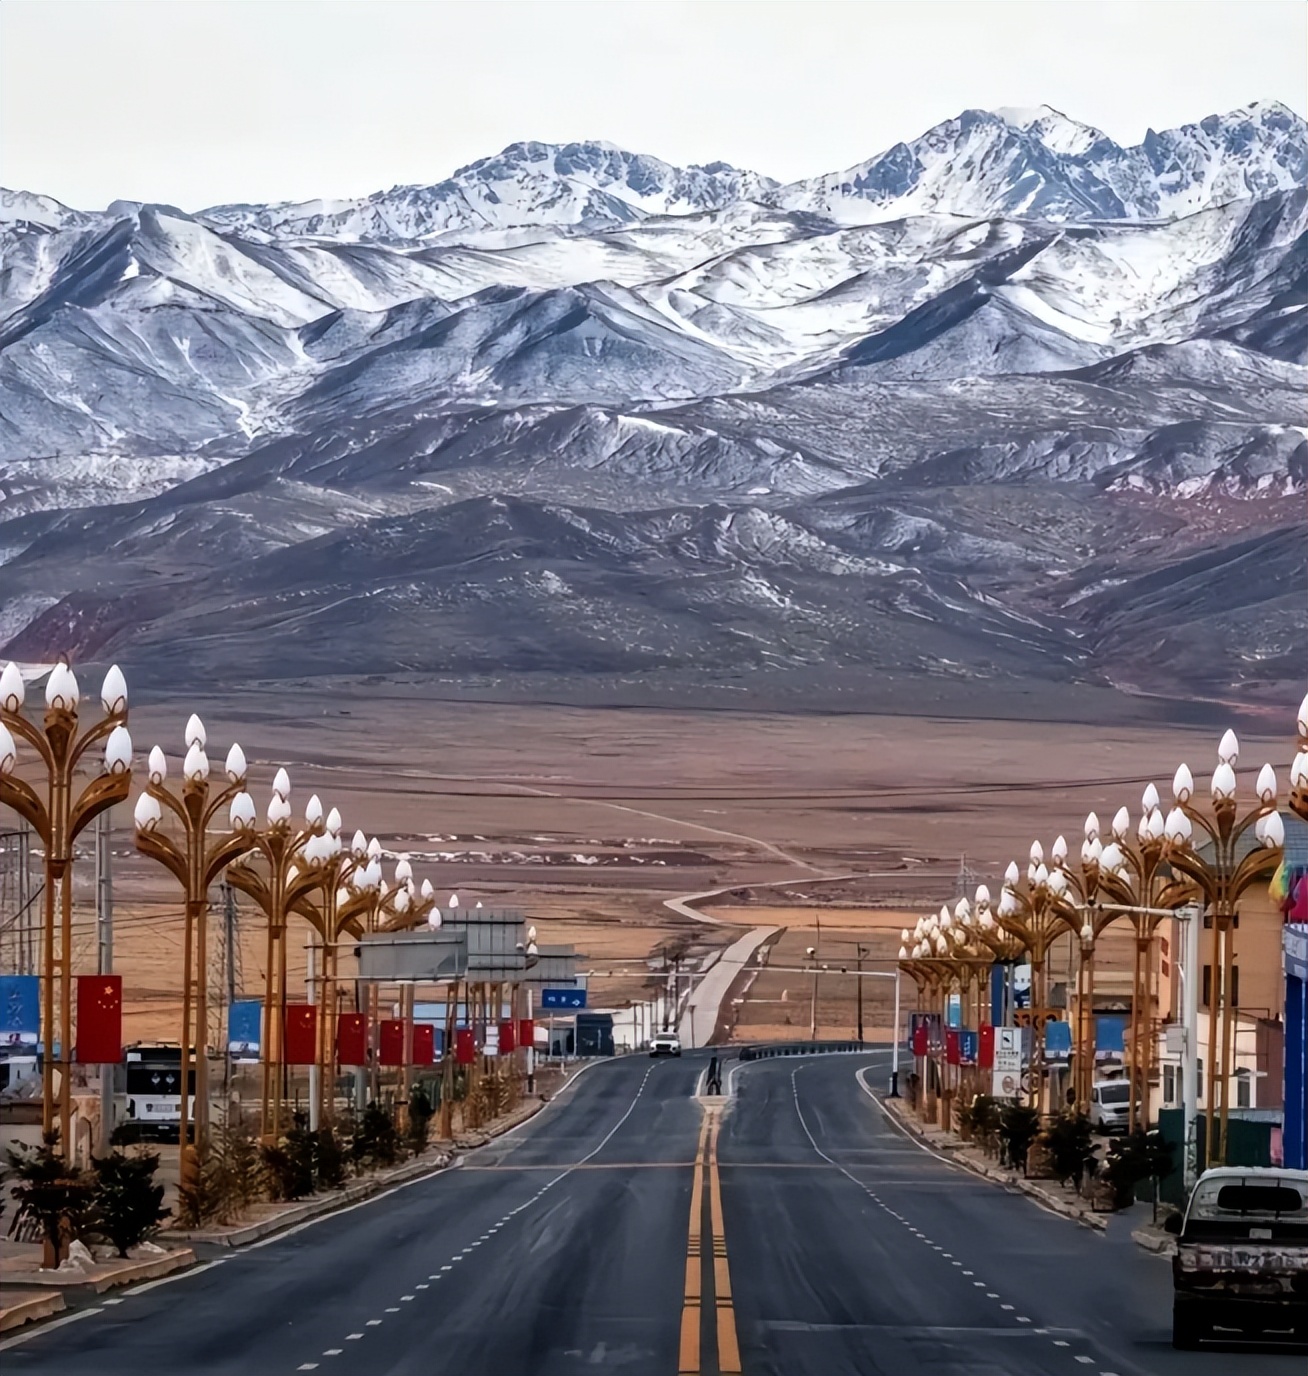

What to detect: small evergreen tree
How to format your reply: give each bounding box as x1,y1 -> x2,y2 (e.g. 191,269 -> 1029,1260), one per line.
1044,1111 -> 1094,1190
261,1115 -> 317,1201
314,1126 -> 348,1190
407,1086 -> 434,1156
1104,1128 -> 1159,1209
998,1103 -> 1040,1174
89,1150 -> 170,1257
352,1101 -> 401,1169
6,1133 -> 98,1265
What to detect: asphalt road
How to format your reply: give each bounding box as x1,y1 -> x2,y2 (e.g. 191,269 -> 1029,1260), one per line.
4,1051 -> 1303,1375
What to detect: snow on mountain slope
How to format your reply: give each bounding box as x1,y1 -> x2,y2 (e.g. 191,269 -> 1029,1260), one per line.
2,103 -> 1303,711
772,101 -> 1306,225
201,142 -> 778,244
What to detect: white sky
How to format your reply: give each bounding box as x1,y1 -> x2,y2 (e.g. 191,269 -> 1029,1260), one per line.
3,0 -> 1305,211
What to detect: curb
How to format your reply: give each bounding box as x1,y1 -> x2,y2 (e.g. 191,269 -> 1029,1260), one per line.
882,1098 -> 1107,1231
172,1085 -> 564,1249
170,1151 -> 457,1248
1131,1226 -> 1176,1256
0,1249 -> 196,1294
0,1292 -> 65,1334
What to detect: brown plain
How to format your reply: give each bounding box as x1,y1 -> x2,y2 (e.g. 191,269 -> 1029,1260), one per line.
20,694 -> 1287,1047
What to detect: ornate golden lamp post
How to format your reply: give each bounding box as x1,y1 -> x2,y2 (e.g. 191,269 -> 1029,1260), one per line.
994,843 -> 1080,1112
1291,693 -> 1308,823
0,660 -> 132,1155
1162,731 -> 1282,1165
1090,788 -> 1196,1133
223,769 -> 326,1140
133,717 -> 253,1160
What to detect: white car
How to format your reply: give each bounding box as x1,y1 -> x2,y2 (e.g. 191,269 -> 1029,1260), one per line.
650,1032 -> 682,1057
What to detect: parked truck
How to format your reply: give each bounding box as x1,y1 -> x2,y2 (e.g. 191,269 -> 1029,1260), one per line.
1168,1166 -> 1308,1348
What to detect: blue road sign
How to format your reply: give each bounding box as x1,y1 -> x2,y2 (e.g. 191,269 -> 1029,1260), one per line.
541,988 -> 586,1010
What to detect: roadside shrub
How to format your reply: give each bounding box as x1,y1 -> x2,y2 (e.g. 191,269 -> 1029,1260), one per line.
998,1103 -> 1040,1174
315,1125 -> 349,1189
959,1095 -> 1002,1155
5,1132 -> 98,1265
406,1086 -> 434,1156
176,1109 -> 265,1227
352,1101 -> 402,1170
1104,1128 -> 1176,1212
261,1115 -> 317,1201
1044,1111 -> 1094,1191
89,1150 -> 169,1257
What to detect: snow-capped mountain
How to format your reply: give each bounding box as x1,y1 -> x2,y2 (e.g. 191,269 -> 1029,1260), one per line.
200,142 -> 779,244
772,101 -> 1307,224
1,103 -> 1304,715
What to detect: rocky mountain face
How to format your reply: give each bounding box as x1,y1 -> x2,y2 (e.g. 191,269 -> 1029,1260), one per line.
1,104 -> 1304,717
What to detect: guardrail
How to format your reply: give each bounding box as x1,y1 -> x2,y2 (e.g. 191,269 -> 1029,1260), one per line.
736,1040 -> 867,1061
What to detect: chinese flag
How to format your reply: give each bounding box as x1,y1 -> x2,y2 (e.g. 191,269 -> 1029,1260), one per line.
978,1023 -> 995,1069
336,1013 -> 367,1067
283,1005 -> 317,1065
518,1018 -> 534,1051
76,975 -> 122,1063
455,1027 -> 475,1065
412,1024 -> 435,1066
379,1018 -> 406,1066
910,1017 -> 929,1057
945,1029 -> 961,1066
498,1020 -> 516,1054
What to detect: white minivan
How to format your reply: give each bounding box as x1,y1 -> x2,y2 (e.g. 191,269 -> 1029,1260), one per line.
1088,1079 -> 1135,1132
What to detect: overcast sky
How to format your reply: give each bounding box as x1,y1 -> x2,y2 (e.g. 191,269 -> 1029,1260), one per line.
3,0 -> 1304,210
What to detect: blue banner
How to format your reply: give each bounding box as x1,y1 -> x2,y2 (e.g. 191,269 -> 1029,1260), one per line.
1095,1014 -> 1126,1054
945,993 -> 962,1029
0,975 -> 39,1048
1045,1019 -> 1072,1059
228,1000 -> 262,1060
959,1029 -> 978,1065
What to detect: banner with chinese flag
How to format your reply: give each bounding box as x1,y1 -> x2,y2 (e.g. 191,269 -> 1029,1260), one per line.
336,1013 -> 368,1067
412,1024 -> 435,1065
945,1029 -> 961,1066
910,1012 -> 929,1057
497,1020 -> 516,1054
284,1005 -> 317,1065
978,1023 -> 995,1069
75,975 -> 122,1063
518,1018 -> 534,1051
379,1019 -> 406,1066
455,1027 -> 475,1065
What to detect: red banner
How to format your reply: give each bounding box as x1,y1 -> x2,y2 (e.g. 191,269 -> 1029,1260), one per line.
978,1023 -> 995,1069
412,1024 -> 435,1066
498,1020 -> 516,1054
455,1027 -> 475,1065
518,1018 -> 534,1051
910,1014 -> 929,1057
945,1029 -> 960,1066
336,1013 -> 367,1067
379,1018 -> 406,1066
75,975 -> 122,1063
284,1005 -> 317,1065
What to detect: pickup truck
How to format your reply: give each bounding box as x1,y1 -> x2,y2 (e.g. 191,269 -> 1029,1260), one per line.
1168,1166 -> 1308,1348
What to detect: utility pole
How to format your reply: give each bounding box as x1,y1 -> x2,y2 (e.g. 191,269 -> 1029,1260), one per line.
890,967 -> 902,1096
95,809 -> 114,1156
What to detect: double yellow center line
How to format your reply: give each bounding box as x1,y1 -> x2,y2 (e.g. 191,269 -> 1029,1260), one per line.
679,1107 -> 741,1373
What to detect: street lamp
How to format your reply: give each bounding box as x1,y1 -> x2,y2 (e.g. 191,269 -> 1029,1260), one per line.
0,660 -> 132,1155
993,843 -> 1082,1112
224,769 -> 328,1139
1162,731 -> 1282,1165
133,717 -> 253,1162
